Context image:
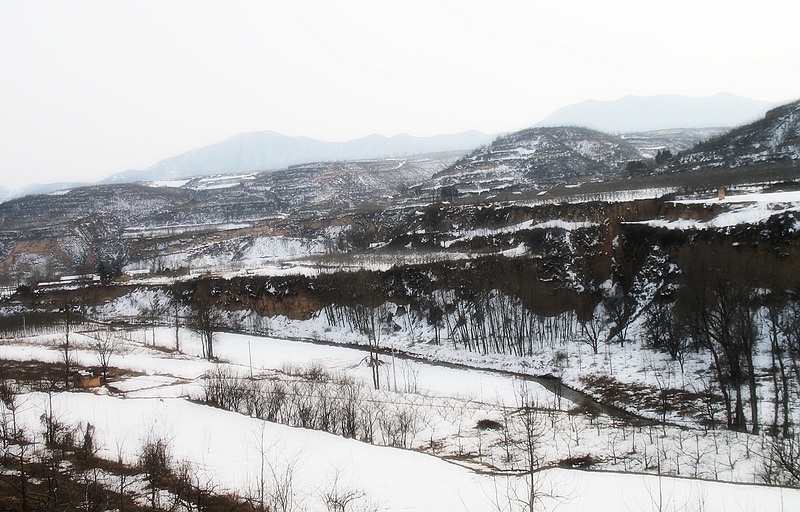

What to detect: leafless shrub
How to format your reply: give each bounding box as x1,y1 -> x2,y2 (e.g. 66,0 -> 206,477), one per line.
358,397 -> 378,444
378,404 -> 418,449
263,380 -> 288,423
321,470 -> 379,512
89,326 -> 120,380
760,434 -> 800,488
291,380 -> 317,430
138,435 -> 173,510
337,377 -> 363,439
267,455 -> 298,512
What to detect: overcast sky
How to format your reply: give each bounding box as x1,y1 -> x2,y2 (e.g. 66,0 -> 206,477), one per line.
1,0 -> 798,190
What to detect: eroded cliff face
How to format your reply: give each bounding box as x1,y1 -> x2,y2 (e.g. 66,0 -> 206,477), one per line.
12,193 -> 800,325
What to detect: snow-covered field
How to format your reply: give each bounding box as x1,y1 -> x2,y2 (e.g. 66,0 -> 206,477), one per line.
3,325 -> 799,511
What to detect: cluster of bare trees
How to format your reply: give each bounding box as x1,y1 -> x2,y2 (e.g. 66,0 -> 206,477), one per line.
641,250 -> 800,439
447,291 -> 579,356
201,364 -> 420,449
0,376 -> 120,512
316,252 -> 800,446
324,290 -> 581,359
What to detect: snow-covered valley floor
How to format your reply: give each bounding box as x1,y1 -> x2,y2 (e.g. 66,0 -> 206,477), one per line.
3,326 -> 799,511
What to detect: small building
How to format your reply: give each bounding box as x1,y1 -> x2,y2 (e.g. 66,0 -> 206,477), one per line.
73,370 -> 103,388
718,188 -> 726,201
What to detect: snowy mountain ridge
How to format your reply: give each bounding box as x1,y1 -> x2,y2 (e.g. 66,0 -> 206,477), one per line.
433,126 -> 641,191
671,98 -> 800,171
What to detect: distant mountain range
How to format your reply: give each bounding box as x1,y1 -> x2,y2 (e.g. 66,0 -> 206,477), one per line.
101,130 -> 498,185
1,93 -> 788,203
536,93 -> 777,133
4,181 -> 93,201
104,93 -> 777,186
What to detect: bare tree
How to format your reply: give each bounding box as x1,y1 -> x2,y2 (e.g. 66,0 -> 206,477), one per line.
351,301 -> 388,390
139,435 -> 173,510
267,453 -> 299,512
644,297 -> 690,372
187,296 -> 225,360
245,423 -> 272,512
761,434 -> 800,488
507,382 -> 564,512
780,294 -> 800,405
90,326 -> 119,381
732,287 -> 760,435
762,291 -> 792,437
172,287 -> 182,352
677,248 -> 755,433
603,285 -> 635,347
62,299 -> 74,390
577,300 -> 610,356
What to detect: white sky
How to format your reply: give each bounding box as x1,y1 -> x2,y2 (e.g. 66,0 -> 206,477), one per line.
1,0 -> 798,190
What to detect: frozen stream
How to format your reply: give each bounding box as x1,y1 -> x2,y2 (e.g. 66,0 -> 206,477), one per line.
194,329 -> 571,410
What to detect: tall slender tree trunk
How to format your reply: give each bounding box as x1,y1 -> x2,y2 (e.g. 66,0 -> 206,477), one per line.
708,347 -> 733,429
745,350 -> 759,434
733,384 -> 747,433
174,302 -> 180,352
64,305 -> 72,390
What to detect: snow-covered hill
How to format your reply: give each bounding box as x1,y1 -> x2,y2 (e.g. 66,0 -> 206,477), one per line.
424,126 -> 642,198
672,99 -> 800,170
619,127 -> 728,158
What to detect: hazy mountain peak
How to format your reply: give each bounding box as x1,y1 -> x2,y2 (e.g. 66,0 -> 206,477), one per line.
536,93 -> 777,133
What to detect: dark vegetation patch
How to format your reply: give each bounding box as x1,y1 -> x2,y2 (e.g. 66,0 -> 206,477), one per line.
0,358 -> 141,393
556,454 -> 603,469
578,373 -> 717,426
475,418 -> 504,431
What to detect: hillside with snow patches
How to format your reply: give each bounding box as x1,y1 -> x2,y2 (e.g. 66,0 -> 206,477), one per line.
5,97 -> 799,285
671,99 -> 800,171
426,126 -> 642,196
